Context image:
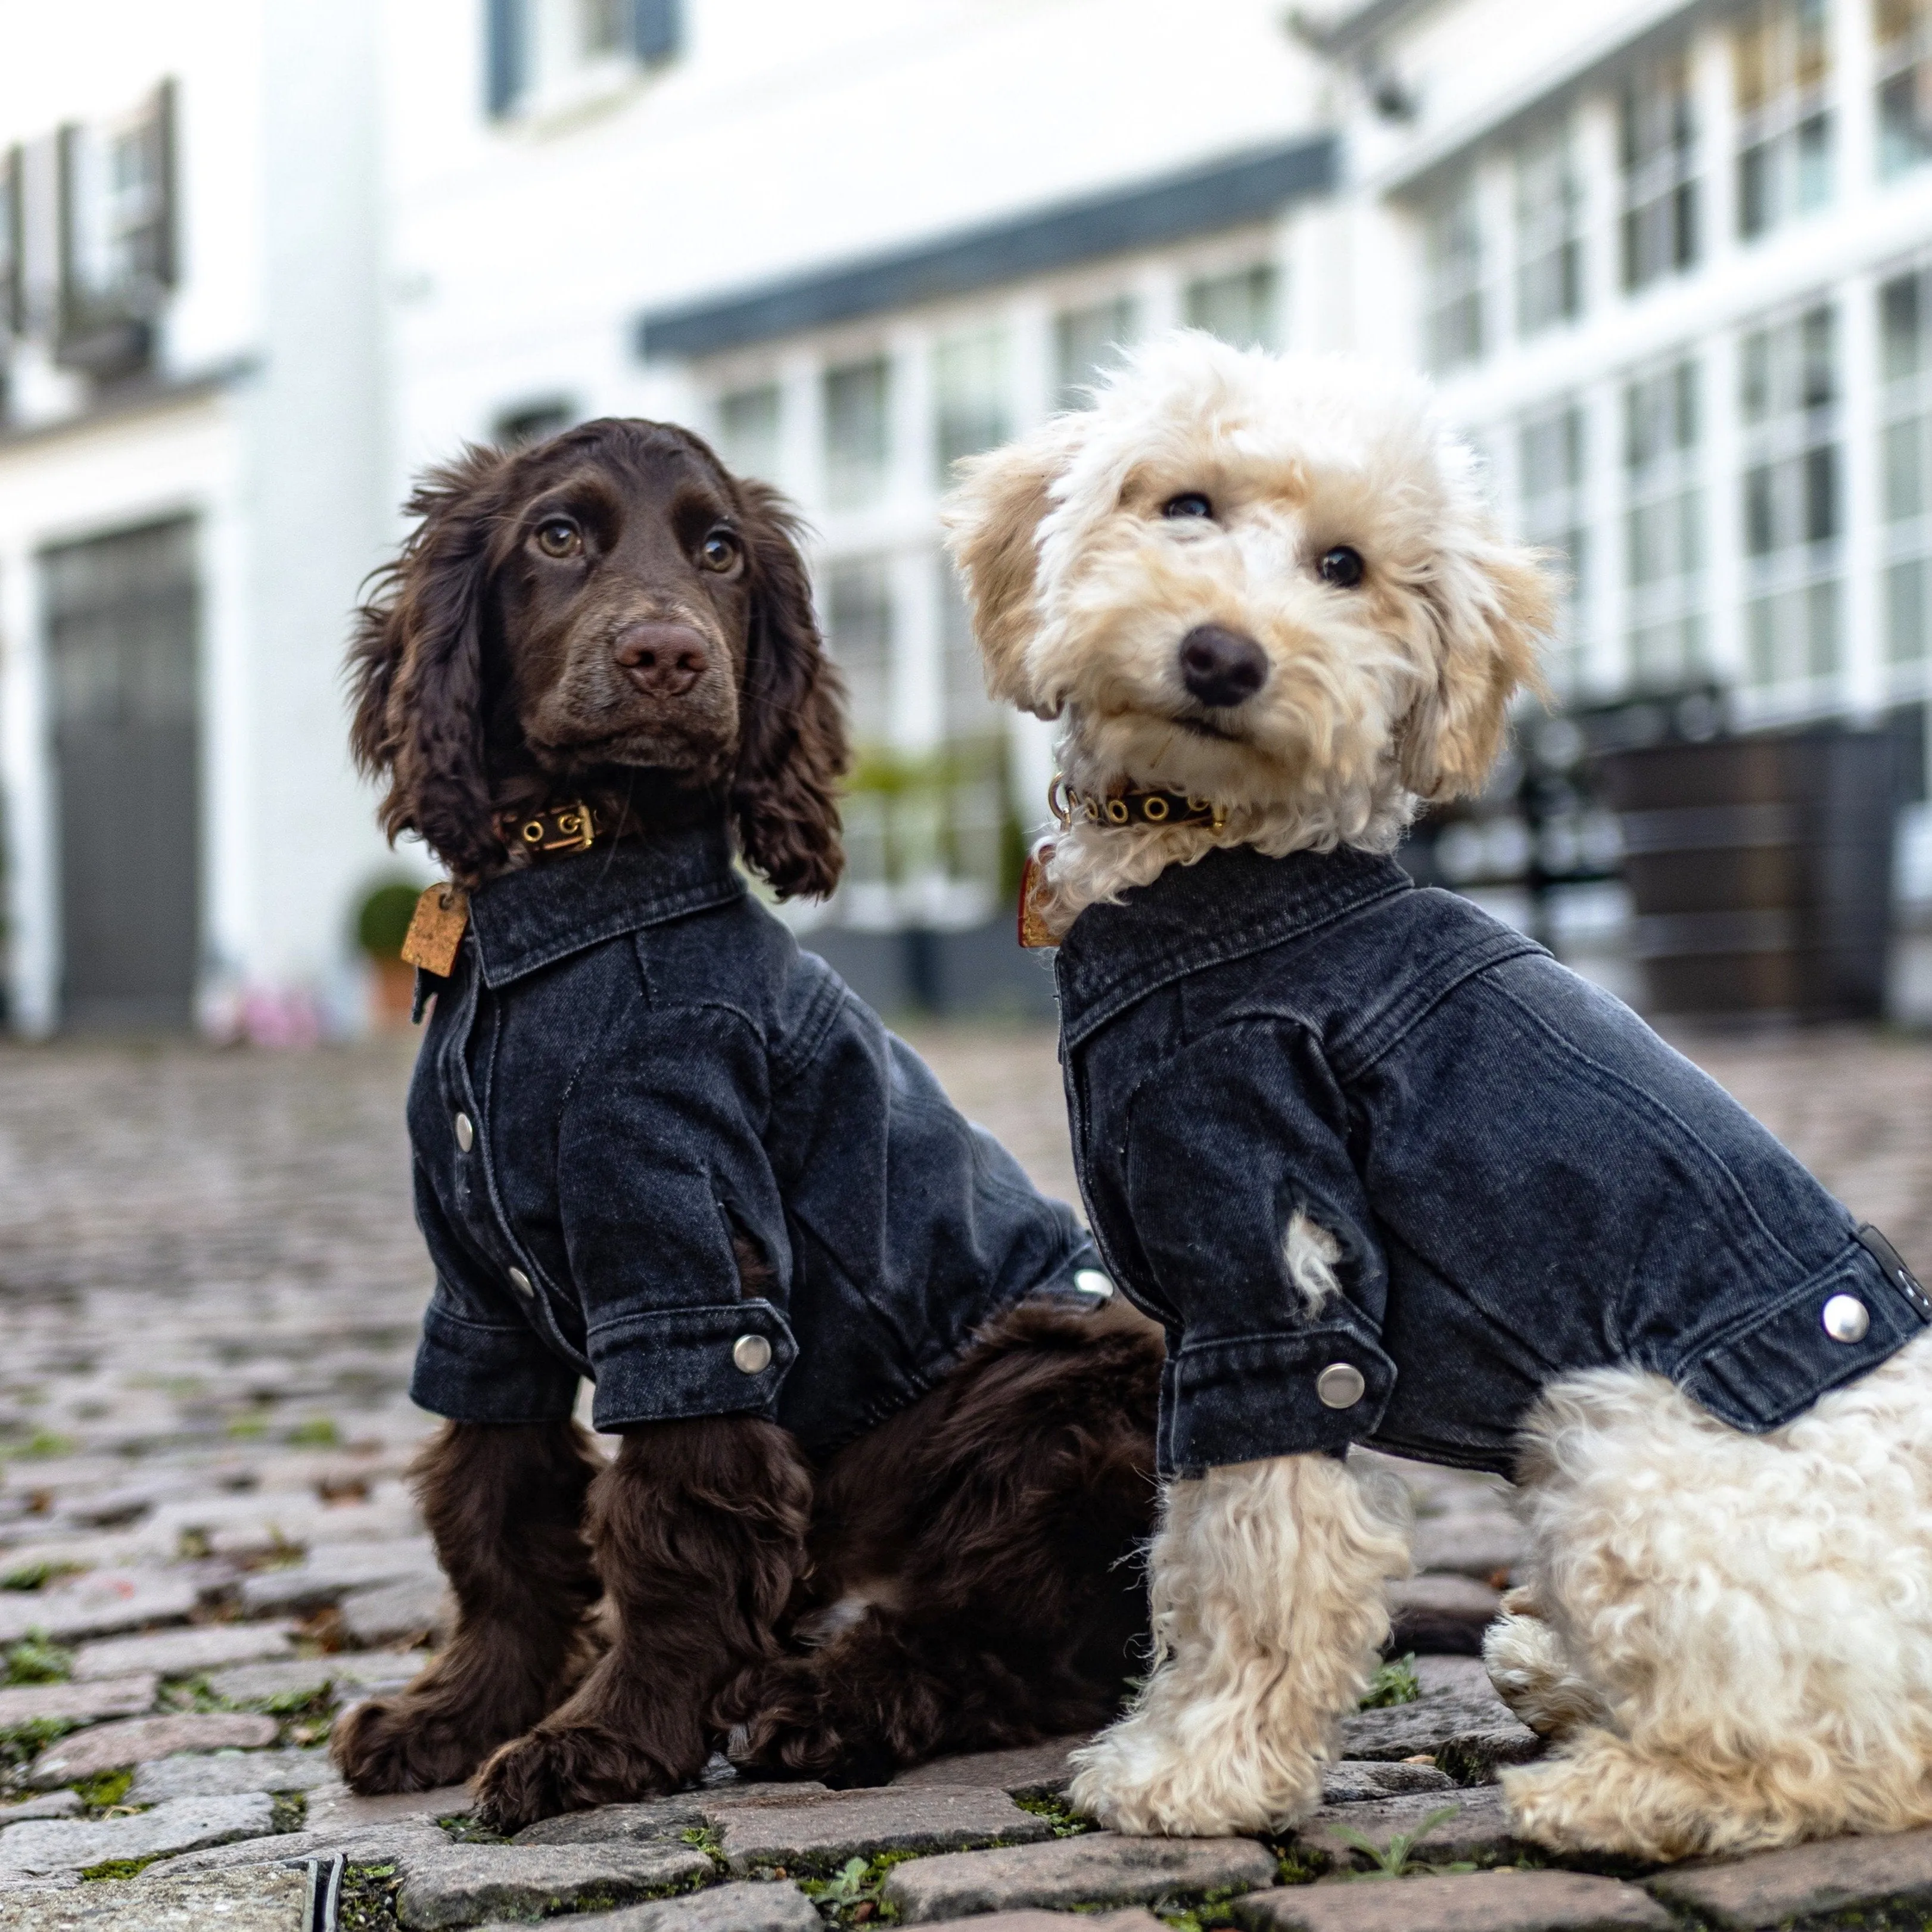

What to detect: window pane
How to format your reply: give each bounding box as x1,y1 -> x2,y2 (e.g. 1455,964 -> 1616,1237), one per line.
1622,56 -> 1699,290
1054,297 -> 1137,407
1423,175 -> 1483,369
822,556 -> 892,742
1737,306 -> 1841,690
823,358 -> 891,510
716,384 -> 780,481
1185,265 -> 1278,349
1733,0 -> 1834,239
1516,122 -> 1583,336
933,327 -> 1010,482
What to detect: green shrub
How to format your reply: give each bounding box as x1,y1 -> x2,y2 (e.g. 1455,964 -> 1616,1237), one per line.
355,881 -> 424,960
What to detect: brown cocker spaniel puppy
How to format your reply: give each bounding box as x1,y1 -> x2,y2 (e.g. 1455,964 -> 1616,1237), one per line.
333,418 -> 1161,1828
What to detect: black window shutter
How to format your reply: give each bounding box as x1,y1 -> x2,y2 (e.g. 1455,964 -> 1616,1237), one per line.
486,0 -> 525,117
633,0 -> 681,66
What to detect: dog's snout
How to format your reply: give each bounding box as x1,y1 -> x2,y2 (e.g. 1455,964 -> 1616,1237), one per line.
1178,625 -> 1268,709
614,622 -> 711,698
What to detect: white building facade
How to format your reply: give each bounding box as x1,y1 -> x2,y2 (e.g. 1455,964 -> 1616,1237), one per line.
0,0 -> 394,1035
1317,0 -> 1932,738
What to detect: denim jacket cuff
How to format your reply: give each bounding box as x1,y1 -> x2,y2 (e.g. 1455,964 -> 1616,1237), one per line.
1161,1325 -> 1396,1476
410,1299 -> 580,1424
1676,1237 -> 1930,1432
587,1299 -> 798,1432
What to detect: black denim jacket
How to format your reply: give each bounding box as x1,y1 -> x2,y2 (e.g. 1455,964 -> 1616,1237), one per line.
1054,844 -> 1929,1479
406,824 -> 1097,1453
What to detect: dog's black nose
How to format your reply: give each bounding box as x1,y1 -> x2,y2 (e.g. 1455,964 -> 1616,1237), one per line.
615,622 -> 710,698
1178,625 -> 1268,708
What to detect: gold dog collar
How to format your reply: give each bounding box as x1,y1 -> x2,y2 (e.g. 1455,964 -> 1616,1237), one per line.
498,801 -> 603,856
1047,776 -> 1228,831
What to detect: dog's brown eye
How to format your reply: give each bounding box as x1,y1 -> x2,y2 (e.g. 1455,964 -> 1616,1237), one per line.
1318,545 -> 1365,588
698,530 -> 740,572
535,519 -> 582,559
1163,493 -> 1214,521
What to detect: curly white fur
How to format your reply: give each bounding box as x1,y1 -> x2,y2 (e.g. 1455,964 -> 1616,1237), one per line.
1283,1212 -> 1343,1317
943,333 -> 1550,937
948,332 -> 1932,1861
1487,1330 -> 1932,1861
1069,1452 -> 1411,1836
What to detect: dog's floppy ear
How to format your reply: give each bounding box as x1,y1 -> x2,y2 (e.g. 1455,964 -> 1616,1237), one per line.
730,480 -> 848,901
942,417 -> 1086,720
348,444 -> 513,881
1398,528 -> 1554,801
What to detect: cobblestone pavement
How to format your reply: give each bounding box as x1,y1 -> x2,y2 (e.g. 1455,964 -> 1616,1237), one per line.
0,1023 -> 1927,1928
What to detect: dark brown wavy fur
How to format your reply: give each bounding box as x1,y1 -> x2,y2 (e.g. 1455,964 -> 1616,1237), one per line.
722,1297 -> 1164,1786
344,419 -> 847,897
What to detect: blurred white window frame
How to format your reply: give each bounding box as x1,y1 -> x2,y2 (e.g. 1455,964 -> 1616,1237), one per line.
1624,356 -> 1709,689
1422,171 -> 1484,372
1515,119 -> 1583,338
1739,300 -> 1844,701
1877,0 -> 1932,175
1735,0 -> 1835,239
1519,400 -> 1591,696
1878,262 -> 1932,689
1620,51 -> 1701,291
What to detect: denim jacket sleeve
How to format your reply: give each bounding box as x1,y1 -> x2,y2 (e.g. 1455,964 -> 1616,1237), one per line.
410,1157 -> 584,1425
1125,1017 -> 1398,1474
556,996 -> 799,1432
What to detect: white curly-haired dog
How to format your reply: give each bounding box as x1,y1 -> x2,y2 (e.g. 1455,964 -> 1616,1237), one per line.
941,330 -> 1932,1863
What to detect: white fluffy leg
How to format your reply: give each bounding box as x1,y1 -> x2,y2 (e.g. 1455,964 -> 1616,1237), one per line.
1068,1452 -> 1410,1837
1482,1592 -> 1608,1740
1502,1332 -> 1932,1861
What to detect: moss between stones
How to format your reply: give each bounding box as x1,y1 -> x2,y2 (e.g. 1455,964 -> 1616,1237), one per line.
0,1715 -> 78,1769
798,1846 -> 923,1925
1013,1793 -> 1096,1839
339,1861 -> 404,1932
71,1769 -> 133,1811
78,1854 -> 164,1882
680,1822 -> 728,1870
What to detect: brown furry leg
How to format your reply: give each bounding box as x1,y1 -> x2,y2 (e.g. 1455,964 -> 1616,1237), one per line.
474,1415 -> 813,1831
725,1298 -> 1161,1783
330,1419 -> 603,1794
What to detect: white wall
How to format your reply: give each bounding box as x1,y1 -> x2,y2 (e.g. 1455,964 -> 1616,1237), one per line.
0,0 -> 401,1034
379,0 -> 1324,474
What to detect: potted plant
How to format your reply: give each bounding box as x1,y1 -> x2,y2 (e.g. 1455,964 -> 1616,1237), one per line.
354,879 -> 425,1029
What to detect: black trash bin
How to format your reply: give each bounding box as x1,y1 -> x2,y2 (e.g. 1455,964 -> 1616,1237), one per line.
1598,728 -> 1897,1019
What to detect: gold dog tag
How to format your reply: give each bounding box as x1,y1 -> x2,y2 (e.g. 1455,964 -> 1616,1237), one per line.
1018,842 -> 1056,950
400,884 -> 470,976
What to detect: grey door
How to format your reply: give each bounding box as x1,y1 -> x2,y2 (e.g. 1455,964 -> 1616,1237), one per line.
43,518 -> 200,1029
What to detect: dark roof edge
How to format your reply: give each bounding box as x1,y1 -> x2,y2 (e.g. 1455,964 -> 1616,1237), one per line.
636,134 -> 1337,363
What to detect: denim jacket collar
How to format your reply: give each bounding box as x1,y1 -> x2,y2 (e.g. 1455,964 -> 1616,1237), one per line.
1054,843 -> 1412,1049
466,822 -> 746,990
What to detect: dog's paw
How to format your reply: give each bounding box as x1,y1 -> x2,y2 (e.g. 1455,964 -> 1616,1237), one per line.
330,1695 -> 487,1795
722,1660 -> 895,1790
473,1722 -> 675,1833
1482,1610 -> 1609,1740
1067,1725 -> 1308,1838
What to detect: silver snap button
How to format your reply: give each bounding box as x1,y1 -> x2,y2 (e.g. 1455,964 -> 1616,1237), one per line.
1822,1293 -> 1871,1343
454,1112 -> 474,1152
1321,1368 -> 1368,1414
732,1334 -> 773,1375
1316,1362 -> 1366,1410
507,1267 -> 533,1298
1073,1269 -> 1115,1301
